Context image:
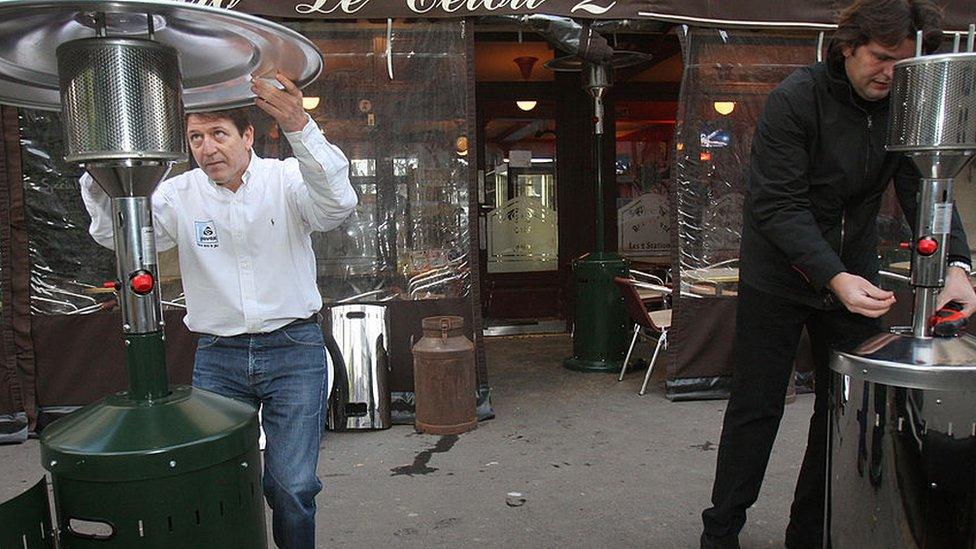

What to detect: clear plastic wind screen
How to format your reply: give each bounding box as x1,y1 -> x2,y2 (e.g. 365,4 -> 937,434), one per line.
674,28 -> 823,297
20,20 -> 469,314
20,109 -> 119,315
291,20 -> 470,303
671,27 -> 938,299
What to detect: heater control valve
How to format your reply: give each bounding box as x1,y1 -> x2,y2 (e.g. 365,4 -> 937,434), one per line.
902,238 -> 939,256
129,271 -> 155,295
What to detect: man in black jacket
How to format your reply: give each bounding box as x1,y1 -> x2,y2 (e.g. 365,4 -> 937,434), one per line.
700,1 -> 976,548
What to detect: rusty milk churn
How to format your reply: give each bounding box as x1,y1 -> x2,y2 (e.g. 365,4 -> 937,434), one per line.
412,316 -> 478,435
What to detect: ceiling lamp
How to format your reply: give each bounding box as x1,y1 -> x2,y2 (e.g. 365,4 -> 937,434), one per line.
514,56 -> 538,80
302,96 -> 320,110
514,56 -> 539,113
713,101 -> 735,115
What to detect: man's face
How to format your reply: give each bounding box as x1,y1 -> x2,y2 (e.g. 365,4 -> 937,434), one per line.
186,115 -> 254,186
843,38 -> 916,101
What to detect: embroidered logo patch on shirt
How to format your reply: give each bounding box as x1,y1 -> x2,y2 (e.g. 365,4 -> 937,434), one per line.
195,220 -> 219,248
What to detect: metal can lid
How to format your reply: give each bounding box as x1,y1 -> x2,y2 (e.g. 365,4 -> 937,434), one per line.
422,315 -> 465,336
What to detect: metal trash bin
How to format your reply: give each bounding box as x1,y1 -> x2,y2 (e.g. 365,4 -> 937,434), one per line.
327,304 -> 392,430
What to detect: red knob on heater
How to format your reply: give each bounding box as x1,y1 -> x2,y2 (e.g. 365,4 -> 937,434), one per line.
130,272 -> 154,295
917,237 -> 938,256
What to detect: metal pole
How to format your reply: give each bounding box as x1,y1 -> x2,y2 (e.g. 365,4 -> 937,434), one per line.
911,178 -> 954,338
593,94 -> 605,254
585,63 -> 612,255
112,196 -> 169,400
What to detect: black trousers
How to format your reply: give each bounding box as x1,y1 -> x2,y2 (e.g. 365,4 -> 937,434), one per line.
701,283 -> 882,549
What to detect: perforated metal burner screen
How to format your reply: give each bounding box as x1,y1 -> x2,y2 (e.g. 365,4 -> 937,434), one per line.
888,53 -> 976,152
57,37 -> 185,163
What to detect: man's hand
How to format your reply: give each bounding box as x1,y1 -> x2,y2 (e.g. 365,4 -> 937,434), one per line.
828,272 -> 896,318
936,266 -> 976,318
251,71 -> 307,133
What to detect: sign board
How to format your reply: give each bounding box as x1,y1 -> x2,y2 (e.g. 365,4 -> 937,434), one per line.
617,192 -> 671,258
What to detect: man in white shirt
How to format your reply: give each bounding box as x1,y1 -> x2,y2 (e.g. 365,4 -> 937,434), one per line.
80,73 -> 357,549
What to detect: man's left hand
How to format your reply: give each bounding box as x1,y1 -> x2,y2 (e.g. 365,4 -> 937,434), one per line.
936,266 -> 976,318
251,72 -> 307,133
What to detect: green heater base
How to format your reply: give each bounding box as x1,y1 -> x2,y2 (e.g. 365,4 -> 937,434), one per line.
564,252 -> 630,373
40,385 -> 266,549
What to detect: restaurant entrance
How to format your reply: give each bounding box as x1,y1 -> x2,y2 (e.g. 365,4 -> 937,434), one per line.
474,26 -> 682,335
478,94 -> 561,329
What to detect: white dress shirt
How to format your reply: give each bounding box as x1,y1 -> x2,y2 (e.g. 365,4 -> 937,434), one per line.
81,115 -> 358,336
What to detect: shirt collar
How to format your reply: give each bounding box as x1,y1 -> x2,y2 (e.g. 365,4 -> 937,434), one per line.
241,149 -> 259,187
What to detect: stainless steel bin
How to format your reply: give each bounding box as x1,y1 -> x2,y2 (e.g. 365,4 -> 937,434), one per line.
327,304 -> 392,430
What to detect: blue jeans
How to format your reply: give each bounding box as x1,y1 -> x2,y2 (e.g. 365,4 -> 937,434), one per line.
193,322 -> 327,549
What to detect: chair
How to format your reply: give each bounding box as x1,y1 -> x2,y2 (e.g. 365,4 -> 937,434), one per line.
705,258 -> 739,269
630,269 -> 666,287
683,258 -> 740,297
627,269 -> 667,308
614,276 -> 673,396
407,257 -> 467,299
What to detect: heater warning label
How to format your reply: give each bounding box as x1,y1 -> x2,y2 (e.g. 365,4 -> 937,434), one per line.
141,227 -> 156,266
932,203 -> 953,235
195,220 -> 219,248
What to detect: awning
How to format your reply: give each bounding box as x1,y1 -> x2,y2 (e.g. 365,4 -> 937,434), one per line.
218,0 -> 975,32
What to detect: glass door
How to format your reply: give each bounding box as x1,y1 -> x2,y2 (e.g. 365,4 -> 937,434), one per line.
486,164 -> 558,273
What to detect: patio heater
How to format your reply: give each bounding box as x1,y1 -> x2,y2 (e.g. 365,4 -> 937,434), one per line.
546,51 -> 650,372
0,1 -> 321,546
827,30 -> 976,548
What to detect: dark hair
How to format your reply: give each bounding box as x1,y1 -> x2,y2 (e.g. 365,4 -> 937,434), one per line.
829,0 -> 943,63
186,107 -> 252,136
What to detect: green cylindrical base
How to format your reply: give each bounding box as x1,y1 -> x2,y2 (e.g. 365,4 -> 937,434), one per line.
564,253 -> 630,373
41,386 -> 266,548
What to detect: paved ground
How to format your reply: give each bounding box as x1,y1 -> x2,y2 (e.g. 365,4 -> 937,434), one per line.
1,334 -> 811,548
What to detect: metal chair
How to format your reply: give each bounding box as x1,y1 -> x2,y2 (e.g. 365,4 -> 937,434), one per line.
614,276 -> 673,396
406,257 -> 467,299
682,258 -> 740,297
705,258 -> 739,269
630,269 -> 666,287
631,268 -> 705,300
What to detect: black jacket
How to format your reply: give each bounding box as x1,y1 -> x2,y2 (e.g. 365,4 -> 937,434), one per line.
739,58 -> 971,309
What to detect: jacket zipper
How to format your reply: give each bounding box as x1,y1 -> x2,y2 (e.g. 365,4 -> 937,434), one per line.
839,211 -> 846,258
842,113 -> 872,259
864,114 -> 873,183
840,70 -> 874,256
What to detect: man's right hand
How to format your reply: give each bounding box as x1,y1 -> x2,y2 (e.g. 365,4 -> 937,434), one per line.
828,272 -> 896,318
